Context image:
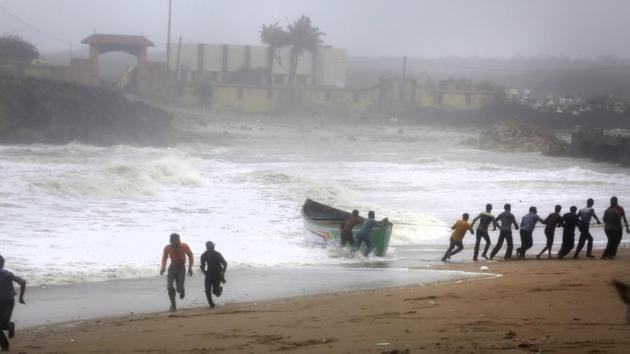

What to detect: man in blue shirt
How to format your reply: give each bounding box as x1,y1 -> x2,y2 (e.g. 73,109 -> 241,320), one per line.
516,206 -> 545,258
353,210 -> 380,257
0,255 -> 26,351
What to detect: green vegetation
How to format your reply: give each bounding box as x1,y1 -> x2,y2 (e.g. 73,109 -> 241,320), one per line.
260,23 -> 288,85
260,15 -> 325,86
0,34 -> 39,63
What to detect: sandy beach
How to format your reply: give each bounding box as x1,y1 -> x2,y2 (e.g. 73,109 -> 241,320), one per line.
10,246 -> 630,353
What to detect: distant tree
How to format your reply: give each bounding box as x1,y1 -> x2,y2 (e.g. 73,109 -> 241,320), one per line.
260,23 -> 288,85
286,15 -> 324,86
0,34 -> 39,63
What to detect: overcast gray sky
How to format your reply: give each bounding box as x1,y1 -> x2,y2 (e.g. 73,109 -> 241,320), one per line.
1,0 -> 628,58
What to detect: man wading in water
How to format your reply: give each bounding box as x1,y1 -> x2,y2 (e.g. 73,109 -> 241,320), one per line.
160,233 -> 194,311
340,210 -> 362,249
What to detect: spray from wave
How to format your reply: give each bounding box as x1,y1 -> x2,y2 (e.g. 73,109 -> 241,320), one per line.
31,153 -> 204,198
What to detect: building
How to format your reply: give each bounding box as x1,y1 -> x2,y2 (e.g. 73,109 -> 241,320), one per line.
168,43 -> 346,87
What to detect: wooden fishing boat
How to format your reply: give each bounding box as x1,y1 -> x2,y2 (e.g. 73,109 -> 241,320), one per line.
301,199 -> 393,256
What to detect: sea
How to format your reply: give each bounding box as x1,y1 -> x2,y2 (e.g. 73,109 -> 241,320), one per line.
2,116 -> 629,287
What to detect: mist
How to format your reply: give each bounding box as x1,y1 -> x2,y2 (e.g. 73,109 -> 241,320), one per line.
2,0 -> 630,58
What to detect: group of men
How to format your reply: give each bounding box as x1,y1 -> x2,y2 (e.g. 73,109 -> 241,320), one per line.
160,233 -> 227,311
0,235 -> 226,351
340,210 -> 384,256
442,196 -> 629,262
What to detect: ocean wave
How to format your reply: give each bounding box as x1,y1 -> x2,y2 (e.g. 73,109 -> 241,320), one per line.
31,154 -> 204,198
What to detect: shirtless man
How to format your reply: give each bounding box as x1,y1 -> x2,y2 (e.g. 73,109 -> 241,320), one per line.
160,233 -> 194,311
340,210 -> 362,248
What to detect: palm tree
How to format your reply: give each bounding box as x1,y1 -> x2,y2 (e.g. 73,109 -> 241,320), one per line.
260,23 -> 288,85
286,15 -> 325,86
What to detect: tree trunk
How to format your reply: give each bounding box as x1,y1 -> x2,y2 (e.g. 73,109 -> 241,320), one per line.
266,46 -> 274,85
288,47 -> 298,86
310,50 -> 318,86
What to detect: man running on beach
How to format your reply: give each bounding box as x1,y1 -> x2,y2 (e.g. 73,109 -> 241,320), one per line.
489,204 -> 519,260
441,213 -> 474,262
538,205 -> 562,259
160,233 -> 194,311
557,206 -> 579,259
602,197 -> 625,259
0,255 -> 26,352
574,198 -> 601,258
340,210 -> 362,248
470,203 -> 497,261
200,241 -> 227,308
516,206 -> 545,258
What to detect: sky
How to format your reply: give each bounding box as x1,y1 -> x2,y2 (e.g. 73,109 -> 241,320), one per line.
1,0 -> 629,59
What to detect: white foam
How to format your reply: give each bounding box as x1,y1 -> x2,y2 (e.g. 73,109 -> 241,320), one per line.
2,127 -> 630,286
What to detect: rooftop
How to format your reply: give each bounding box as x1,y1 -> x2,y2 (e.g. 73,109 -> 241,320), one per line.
81,34 -> 154,47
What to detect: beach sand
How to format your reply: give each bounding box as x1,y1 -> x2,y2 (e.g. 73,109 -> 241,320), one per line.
14,248 -> 630,353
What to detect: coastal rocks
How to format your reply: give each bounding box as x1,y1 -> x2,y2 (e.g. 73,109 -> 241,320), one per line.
478,120 -> 569,156
0,75 -> 175,146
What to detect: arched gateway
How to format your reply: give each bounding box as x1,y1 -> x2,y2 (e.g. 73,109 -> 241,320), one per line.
81,34 -> 154,90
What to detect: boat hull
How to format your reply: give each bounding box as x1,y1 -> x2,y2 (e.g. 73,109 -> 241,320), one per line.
302,199 -> 392,257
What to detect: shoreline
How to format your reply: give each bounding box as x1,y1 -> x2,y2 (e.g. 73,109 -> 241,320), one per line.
13,266 -> 485,329
13,247 -> 630,353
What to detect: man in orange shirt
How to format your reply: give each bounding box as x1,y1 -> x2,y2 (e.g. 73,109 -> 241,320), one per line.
441,213 -> 474,262
160,233 -> 194,311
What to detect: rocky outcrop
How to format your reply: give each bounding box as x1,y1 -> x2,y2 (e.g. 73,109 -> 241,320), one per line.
0,76 -> 175,146
478,120 -> 570,156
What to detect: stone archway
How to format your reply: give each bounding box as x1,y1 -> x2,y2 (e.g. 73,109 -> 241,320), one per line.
81,34 -> 154,91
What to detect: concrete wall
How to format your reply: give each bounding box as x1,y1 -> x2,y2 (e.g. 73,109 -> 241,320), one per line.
250,46 -> 267,69
201,44 -> 223,72
169,43 -> 346,86
207,84 -> 382,114
142,61 -> 176,99
200,80 -> 497,115
67,58 -> 92,85
212,86 -> 277,113
315,47 -> 346,87
227,45 -> 247,71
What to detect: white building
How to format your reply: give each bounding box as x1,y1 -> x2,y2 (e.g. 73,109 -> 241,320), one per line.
168,43 -> 346,87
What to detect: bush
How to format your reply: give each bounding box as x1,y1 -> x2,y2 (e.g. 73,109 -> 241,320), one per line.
0,34 -> 39,63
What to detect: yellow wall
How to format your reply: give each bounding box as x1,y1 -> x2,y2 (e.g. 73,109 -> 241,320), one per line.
415,88 -> 439,108
207,84 -> 495,114
469,93 -> 495,109
212,86 -> 276,113
442,92 -> 468,110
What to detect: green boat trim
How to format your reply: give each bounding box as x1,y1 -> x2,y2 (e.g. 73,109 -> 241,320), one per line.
301,199 -> 393,257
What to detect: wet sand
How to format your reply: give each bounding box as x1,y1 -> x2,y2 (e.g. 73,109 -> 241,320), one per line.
13,247 -> 630,353
14,266 -> 481,329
